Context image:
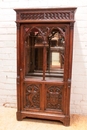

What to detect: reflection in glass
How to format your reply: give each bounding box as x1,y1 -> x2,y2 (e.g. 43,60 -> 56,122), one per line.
24,27 -> 65,81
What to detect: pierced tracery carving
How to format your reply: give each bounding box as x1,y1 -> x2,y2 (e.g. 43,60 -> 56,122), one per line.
46,85 -> 63,110
24,26 -> 65,42
25,84 -> 40,109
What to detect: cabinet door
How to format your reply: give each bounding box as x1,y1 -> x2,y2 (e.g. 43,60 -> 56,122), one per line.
20,23 -> 70,114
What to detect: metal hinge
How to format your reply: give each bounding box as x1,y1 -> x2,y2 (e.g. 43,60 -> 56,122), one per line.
68,78 -> 71,83
68,79 -> 71,88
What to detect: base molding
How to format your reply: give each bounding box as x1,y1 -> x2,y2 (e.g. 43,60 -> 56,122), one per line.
16,111 -> 70,126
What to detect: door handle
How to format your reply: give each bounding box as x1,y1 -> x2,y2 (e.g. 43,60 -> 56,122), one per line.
20,68 -> 22,71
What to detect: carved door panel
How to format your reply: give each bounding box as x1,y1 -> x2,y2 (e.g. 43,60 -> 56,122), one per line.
23,82 -> 64,114
44,83 -> 64,114
23,83 -> 42,111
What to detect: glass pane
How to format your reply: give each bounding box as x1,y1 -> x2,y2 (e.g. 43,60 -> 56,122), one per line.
25,28 -> 44,79
24,27 -> 65,81
52,52 -> 60,66
45,28 -> 65,81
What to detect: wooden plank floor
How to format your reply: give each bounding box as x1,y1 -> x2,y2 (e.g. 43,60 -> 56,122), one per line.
0,107 -> 87,130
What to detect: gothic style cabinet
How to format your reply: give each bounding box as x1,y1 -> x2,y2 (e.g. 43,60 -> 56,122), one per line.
14,8 -> 76,126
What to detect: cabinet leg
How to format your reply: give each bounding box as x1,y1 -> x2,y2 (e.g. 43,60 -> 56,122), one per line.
16,111 -> 23,121
63,116 -> 70,126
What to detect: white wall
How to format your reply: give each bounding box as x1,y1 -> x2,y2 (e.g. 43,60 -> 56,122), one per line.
0,0 -> 87,115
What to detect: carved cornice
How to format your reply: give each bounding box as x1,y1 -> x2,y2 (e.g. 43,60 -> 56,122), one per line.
20,12 -> 70,20
14,8 -> 76,23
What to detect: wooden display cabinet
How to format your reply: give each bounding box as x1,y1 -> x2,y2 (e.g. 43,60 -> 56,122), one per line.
14,8 -> 76,126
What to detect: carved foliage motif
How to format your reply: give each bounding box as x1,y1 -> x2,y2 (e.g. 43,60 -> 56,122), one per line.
25,84 -> 40,109
20,12 -> 70,20
46,85 -> 63,110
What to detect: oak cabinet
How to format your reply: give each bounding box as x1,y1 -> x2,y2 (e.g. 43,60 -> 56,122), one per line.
14,8 -> 76,126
